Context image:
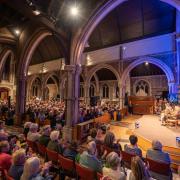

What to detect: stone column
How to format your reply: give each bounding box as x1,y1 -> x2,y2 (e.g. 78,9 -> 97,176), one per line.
63,65 -> 81,141
176,10 -> 180,102
84,83 -> 90,106
15,76 -> 27,125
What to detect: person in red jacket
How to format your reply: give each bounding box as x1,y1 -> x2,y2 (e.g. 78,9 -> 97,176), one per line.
0,141 -> 12,170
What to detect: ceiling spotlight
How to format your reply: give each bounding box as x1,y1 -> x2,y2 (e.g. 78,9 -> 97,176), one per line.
145,61 -> 149,66
123,46 -> 126,50
33,10 -> 40,15
70,5 -> 79,16
14,29 -> 20,35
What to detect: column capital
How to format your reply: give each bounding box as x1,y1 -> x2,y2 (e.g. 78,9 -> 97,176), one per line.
75,64 -> 82,75
17,75 -> 27,81
64,65 -> 76,72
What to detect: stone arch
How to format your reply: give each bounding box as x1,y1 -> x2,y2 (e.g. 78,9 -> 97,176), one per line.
86,63 -> 120,86
121,57 -> 175,93
0,48 -> 14,79
17,28 -> 52,78
71,0 -> 180,65
44,73 -> 59,91
29,75 -> 42,90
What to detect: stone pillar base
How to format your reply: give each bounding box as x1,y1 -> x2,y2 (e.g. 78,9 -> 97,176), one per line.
62,126 -> 73,142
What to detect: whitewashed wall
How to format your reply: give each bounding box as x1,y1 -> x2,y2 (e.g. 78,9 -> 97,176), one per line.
83,33 -> 175,66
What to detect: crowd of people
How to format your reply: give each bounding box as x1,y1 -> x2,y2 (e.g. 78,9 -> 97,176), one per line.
154,99 -> 180,125
0,116 -> 173,180
0,99 -> 122,128
0,98 -> 177,180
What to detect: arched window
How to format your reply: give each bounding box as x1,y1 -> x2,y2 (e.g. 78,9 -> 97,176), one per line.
102,84 -> 109,98
89,84 -> 95,97
80,85 -> 84,97
135,80 -> 149,96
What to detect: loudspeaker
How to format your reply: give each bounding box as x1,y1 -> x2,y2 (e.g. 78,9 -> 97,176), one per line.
90,96 -> 99,107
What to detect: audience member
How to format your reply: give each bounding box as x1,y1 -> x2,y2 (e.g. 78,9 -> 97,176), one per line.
124,135 -> 142,157
63,141 -> 78,160
0,141 -> 12,170
127,156 -> 152,180
87,128 -> 97,142
47,130 -> 62,153
146,140 -> 171,164
104,132 -> 122,152
23,122 -> 32,138
103,152 -> 126,180
79,141 -> 102,173
8,149 -> 26,180
20,157 -> 51,180
27,123 -> 40,142
38,125 -> 51,147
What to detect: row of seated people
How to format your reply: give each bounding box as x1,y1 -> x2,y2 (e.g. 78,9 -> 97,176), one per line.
0,119 -> 173,180
24,121 -> 172,179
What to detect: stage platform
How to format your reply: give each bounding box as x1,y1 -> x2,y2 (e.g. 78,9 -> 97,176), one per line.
134,115 -> 180,148
110,115 -> 180,171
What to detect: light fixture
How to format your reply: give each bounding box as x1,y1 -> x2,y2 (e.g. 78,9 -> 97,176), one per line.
27,71 -> 31,76
87,55 -> 90,60
145,61 -> 149,66
14,29 -> 20,36
70,5 -> 79,16
123,46 -> 126,50
33,10 -> 40,15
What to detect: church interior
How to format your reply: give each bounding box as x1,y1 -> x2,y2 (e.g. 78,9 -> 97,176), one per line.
0,0 -> 180,179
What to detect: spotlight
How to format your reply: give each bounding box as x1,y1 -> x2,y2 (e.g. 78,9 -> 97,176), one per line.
123,46 -> 126,50
145,62 -> 149,66
14,29 -> 20,36
33,10 -> 40,15
70,5 -> 79,16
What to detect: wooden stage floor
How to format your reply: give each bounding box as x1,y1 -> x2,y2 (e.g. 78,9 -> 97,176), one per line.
110,114 -> 180,148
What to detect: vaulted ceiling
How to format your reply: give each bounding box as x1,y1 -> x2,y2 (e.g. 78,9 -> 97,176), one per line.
86,0 -> 176,51
0,0 -> 177,65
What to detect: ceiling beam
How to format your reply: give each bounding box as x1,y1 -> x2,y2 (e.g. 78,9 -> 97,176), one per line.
4,0 -> 68,41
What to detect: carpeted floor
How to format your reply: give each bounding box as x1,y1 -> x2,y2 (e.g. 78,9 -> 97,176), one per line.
134,115 -> 180,148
